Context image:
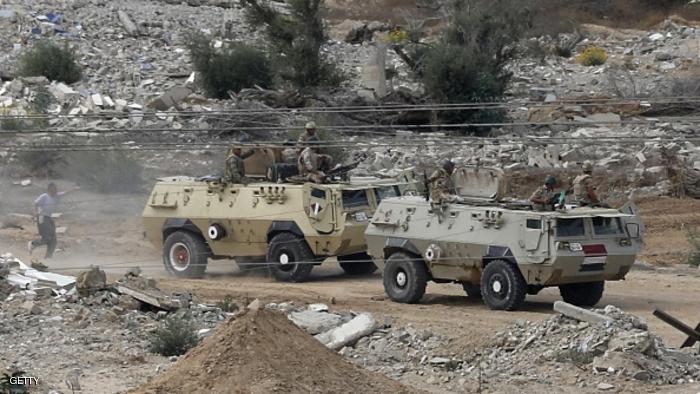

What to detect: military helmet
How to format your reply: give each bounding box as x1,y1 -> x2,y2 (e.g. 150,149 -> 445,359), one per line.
305,121 -> 316,130
545,175 -> 557,186
442,159 -> 455,171
582,161 -> 593,173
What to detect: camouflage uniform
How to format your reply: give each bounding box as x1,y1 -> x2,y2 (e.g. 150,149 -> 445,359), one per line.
298,147 -> 332,183
428,168 -> 459,203
224,149 -> 254,183
297,132 -> 320,150
529,185 -> 558,211
573,174 -> 597,206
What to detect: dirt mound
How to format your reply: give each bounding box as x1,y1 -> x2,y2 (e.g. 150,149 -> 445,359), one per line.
133,308 -> 419,394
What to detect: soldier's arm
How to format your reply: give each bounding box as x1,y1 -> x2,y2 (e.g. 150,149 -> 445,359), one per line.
241,149 -> 255,160
586,182 -> 600,203
529,188 -> 546,204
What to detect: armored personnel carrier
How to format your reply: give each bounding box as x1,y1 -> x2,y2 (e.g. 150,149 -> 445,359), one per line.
365,166 -> 644,311
142,147 -> 417,282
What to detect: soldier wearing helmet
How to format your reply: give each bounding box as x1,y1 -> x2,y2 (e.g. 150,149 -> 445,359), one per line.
298,145 -> 333,183
573,161 -> 601,206
224,144 -> 254,184
529,175 -> 560,211
427,160 -> 461,203
297,121 -> 321,152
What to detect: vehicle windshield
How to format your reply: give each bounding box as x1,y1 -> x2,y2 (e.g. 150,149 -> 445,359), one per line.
592,216 -> 623,236
374,186 -> 400,203
342,189 -> 369,208
556,218 -> 586,237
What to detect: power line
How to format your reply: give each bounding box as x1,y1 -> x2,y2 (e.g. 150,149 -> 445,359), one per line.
2,96 -> 700,121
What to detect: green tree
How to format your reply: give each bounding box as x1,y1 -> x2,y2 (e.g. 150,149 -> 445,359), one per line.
19,41 -> 81,84
187,33 -> 273,99
240,0 -> 343,89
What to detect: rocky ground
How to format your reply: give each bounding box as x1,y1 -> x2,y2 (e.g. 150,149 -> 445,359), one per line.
2,253 -> 700,393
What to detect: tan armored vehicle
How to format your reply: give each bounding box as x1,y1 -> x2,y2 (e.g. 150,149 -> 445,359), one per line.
365,166 -> 644,311
142,147 -> 417,282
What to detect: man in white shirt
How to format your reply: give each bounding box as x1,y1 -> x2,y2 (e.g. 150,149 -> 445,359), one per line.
28,183 -> 75,258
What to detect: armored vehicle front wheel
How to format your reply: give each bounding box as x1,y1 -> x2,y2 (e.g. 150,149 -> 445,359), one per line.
481,260 -> 527,311
383,252 -> 429,304
462,283 -> 482,298
266,232 -> 315,282
338,253 -> 378,276
559,281 -> 605,307
163,231 -> 210,278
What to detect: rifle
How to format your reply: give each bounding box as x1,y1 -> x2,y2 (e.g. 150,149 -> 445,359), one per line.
326,161 -> 361,181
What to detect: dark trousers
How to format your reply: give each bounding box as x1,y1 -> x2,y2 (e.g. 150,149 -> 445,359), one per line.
32,216 -> 56,258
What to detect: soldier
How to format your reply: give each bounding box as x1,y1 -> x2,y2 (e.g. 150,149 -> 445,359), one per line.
297,121 -> 320,152
298,146 -> 333,183
427,160 -> 462,203
529,175 -> 560,211
573,161 -> 601,207
224,145 -> 254,184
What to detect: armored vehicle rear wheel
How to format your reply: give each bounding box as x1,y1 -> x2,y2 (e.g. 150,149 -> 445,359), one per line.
267,232 -> 315,282
338,253 -> 377,276
462,283 -> 482,298
559,281 -> 605,307
481,260 -> 527,311
383,252 -> 428,304
163,231 -> 210,278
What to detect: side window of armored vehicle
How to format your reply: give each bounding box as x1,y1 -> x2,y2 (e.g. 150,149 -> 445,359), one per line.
526,219 -> 542,229
342,190 -> 369,208
556,218 -> 585,237
592,217 -> 623,236
374,186 -> 401,203
311,188 -> 326,199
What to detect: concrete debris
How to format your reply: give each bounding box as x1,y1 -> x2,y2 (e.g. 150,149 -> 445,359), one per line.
315,313 -> 377,350
116,10 -> 140,37
288,310 -> 343,335
75,267 -> 107,296
553,300 -> 612,324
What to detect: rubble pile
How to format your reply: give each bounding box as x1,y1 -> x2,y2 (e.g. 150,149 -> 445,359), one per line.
0,254 -> 232,392
335,303 -> 700,391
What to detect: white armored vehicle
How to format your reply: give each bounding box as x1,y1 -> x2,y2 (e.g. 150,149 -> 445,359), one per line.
365,167 -> 644,311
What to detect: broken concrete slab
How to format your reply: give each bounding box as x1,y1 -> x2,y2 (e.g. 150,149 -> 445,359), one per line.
49,83 -> 78,101
147,86 -> 193,110
117,10 -> 140,37
315,313 -> 377,350
289,310 -> 343,335
554,301 -> 611,324
116,284 -> 180,311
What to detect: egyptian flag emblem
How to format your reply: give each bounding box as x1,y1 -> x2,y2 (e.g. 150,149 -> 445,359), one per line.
580,244 -> 607,271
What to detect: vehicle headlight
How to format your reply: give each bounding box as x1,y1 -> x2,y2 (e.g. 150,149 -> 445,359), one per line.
569,242 -> 583,252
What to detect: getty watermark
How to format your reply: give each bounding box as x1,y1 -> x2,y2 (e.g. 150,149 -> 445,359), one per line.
8,376 -> 38,385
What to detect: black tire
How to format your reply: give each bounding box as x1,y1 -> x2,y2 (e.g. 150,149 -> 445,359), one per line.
266,232 -> 315,282
481,260 -> 527,311
462,283 -> 482,298
559,281 -> 605,307
383,252 -> 429,304
163,231 -> 210,278
338,253 -> 377,276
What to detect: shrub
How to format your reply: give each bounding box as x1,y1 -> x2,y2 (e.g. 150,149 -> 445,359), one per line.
15,150 -> 65,177
577,46 -> 608,66
59,150 -> 143,193
216,295 -> 239,313
687,228 -> 700,267
395,0 -> 531,132
187,33 -> 273,99
241,0 -> 344,88
19,41 -> 81,84
149,315 -> 200,357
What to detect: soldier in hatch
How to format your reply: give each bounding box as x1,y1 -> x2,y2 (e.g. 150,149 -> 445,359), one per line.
573,161 -> 603,207
427,160 -> 462,204
298,145 -> 333,183
297,121 -> 320,152
529,175 -> 561,211
224,145 -> 254,184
